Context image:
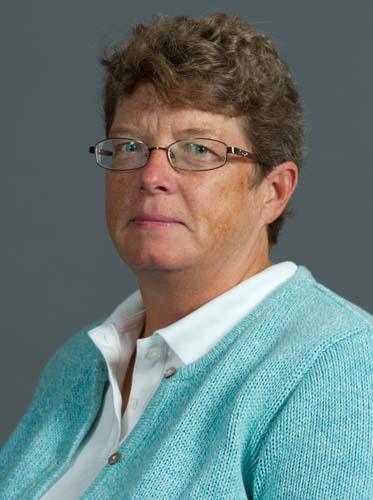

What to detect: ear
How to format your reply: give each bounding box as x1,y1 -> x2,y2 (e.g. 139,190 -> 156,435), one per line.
261,162 -> 298,224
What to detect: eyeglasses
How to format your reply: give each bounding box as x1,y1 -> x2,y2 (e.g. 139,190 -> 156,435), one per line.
89,137 -> 261,172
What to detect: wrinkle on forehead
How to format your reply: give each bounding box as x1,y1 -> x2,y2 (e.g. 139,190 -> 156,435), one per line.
119,82 -> 165,112
117,82 -> 247,124
111,83 -> 181,137
111,82 -> 251,150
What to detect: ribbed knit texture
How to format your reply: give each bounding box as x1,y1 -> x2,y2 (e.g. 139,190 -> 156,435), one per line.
1,266 -> 372,499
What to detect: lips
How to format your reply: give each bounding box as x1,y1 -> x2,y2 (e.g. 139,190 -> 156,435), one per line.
131,213 -> 184,225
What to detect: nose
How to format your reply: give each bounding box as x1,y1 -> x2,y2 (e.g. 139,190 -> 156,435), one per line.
139,147 -> 177,194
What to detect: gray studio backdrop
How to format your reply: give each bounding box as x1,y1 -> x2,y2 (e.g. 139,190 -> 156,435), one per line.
1,0 -> 372,446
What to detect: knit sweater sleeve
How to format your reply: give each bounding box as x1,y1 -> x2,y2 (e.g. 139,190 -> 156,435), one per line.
251,326 -> 373,500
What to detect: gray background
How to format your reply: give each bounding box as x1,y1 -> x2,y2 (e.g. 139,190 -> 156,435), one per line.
1,0 -> 372,446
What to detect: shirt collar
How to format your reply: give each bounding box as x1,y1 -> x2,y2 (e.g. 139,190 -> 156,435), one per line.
89,261 -> 297,366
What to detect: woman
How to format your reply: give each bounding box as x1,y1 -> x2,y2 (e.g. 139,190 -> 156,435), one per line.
1,12 -> 372,500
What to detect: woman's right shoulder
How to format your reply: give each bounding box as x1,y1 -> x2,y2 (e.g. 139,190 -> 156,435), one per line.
35,319 -> 107,396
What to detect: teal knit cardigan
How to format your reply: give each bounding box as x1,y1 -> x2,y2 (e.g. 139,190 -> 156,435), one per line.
1,266 -> 372,499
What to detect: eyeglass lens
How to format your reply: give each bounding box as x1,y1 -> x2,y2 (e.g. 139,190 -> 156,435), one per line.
96,139 -> 227,171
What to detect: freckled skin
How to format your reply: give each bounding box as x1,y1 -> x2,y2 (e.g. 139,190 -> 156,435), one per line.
104,83 -> 298,336
106,85 -> 267,276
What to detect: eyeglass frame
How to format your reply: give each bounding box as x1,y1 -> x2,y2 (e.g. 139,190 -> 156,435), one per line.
89,137 -> 268,172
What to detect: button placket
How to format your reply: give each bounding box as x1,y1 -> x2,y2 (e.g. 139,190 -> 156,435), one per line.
129,397 -> 139,410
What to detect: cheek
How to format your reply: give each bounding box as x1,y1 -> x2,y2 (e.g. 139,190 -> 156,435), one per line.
189,175 -> 249,241
105,174 -> 135,230
105,172 -> 128,201
105,177 -> 119,227
214,174 -> 251,216
214,179 -> 260,243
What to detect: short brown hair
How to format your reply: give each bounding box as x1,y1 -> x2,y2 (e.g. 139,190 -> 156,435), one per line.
99,13 -> 304,247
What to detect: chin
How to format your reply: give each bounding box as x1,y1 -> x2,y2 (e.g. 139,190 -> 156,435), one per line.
131,263 -> 188,273
127,258 -> 192,273
120,248 -> 194,273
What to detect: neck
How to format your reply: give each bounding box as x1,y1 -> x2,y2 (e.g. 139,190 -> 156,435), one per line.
136,251 -> 272,339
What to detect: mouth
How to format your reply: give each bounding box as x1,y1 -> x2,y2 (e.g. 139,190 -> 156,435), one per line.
130,215 -> 185,227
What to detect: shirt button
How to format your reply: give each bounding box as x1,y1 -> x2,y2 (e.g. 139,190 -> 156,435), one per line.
108,452 -> 121,465
164,367 -> 177,378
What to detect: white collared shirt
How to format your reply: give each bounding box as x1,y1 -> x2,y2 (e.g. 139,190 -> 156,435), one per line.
42,261 -> 297,499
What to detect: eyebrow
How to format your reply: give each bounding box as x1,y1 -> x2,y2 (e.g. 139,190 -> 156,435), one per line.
108,127 -> 219,139
176,127 -> 219,138
108,128 -> 134,138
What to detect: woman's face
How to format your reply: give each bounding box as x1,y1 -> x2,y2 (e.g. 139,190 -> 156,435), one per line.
105,84 -> 271,277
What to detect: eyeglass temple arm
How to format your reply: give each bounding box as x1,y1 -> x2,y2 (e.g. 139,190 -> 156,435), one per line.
228,146 -> 273,168
227,146 -> 259,162
89,146 -> 113,156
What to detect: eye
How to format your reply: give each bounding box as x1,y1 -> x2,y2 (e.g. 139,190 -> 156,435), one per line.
170,139 -> 225,169
117,141 -> 139,153
187,143 -> 210,155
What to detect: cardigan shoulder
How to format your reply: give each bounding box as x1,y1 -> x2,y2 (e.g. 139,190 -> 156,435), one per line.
0,319 -> 109,499
286,266 -> 372,342
33,319 -> 107,401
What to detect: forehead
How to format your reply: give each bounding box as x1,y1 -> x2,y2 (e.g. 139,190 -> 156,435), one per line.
119,83 -> 163,112
109,83 -> 250,146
